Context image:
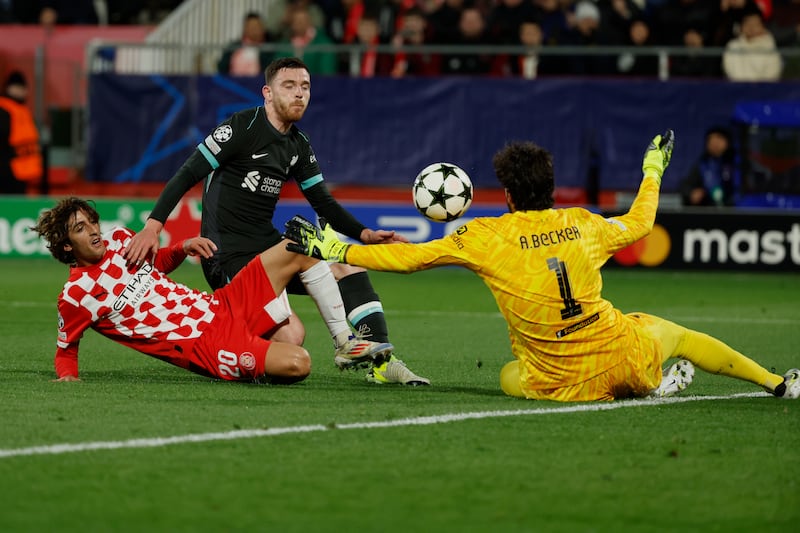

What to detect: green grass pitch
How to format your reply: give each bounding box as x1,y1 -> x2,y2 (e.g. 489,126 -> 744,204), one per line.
0,259 -> 798,532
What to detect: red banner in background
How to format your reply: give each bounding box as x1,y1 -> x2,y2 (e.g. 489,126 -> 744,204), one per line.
0,25 -> 152,108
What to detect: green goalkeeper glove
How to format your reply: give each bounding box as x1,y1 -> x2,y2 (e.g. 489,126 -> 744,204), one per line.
284,215 -> 350,262
641,129 -> 675,185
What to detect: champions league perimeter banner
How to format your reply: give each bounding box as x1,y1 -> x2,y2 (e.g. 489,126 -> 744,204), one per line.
1,198 -> 797,272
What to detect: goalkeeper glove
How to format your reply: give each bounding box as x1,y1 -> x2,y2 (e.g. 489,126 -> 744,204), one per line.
284,215 -> 349,262
641,129 -> 675,185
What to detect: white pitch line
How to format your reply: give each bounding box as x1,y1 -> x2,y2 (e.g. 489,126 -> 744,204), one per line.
0,392 -> 768,460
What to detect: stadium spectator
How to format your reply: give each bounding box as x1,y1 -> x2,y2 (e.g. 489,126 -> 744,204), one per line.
710,0 -> 767,47
487,0 -> 538,44
531,0 -> 570,44
615,17 -> 660,76
505,18 -> 561,78
507,19 -> 544,78
271,0 -> 327,41
389,6 -> 441,77
560,1 -> 616,75
123,57 -> 429,386
0,71 -> 42,195
217,11 -> 274,76
441,6 -> 493,75
427,0 -> 465,44
371,0 -> 418,43
722,7 -> 783,80
653,0 -> 714,46
601,0 -> 645,45
32,197 -> 395,383
325,0 -> 365,44
284,132 -> 800,402
276,5 -> 338,75
679,126 -> 739,206
669,25 -> 724,78
351,14 -> 394,76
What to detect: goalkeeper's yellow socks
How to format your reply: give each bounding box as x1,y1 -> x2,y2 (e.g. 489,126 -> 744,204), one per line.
676,329 -> 784,392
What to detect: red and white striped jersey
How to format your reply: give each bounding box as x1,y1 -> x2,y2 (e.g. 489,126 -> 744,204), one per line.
54,227 -> 219,378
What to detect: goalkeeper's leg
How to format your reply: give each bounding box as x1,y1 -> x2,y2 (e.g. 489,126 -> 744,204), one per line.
500,360 -> 525,398
639,313 -> 785,393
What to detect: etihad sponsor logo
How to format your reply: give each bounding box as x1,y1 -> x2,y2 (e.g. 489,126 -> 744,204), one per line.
683,223 -> 800,265
113,263 -> 155,311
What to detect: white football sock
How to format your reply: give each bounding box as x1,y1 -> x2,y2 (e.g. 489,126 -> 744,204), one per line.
298,261 -> 351,346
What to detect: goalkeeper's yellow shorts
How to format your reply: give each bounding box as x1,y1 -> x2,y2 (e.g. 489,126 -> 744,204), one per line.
501,313 -> 686,402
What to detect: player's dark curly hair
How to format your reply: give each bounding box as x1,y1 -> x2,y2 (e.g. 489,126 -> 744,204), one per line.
32,197 -> 99,265
492,141 -> 555,211
265,57 -> 309,84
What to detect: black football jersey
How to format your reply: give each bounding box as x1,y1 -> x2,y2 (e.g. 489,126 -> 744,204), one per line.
149,106 -> 365,271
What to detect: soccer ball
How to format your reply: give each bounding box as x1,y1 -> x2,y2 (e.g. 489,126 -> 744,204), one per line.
412,162 -> 473,222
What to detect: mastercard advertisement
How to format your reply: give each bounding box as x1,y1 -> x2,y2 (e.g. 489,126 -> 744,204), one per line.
611,211 -> 799,271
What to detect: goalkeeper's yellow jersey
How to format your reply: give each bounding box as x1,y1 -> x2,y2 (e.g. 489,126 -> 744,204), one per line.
345,178 -> 662,399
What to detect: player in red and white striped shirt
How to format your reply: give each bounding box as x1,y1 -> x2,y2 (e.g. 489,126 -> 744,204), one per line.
33,197 -> 391,383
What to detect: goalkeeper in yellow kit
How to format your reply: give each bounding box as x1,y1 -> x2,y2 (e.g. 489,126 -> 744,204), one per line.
285,131 -> 800,402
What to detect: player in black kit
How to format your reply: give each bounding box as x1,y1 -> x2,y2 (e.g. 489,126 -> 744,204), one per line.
125,57 -> 428,385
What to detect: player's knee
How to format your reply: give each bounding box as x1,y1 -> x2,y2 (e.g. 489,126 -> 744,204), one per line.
500,360 -> 525,398
266,346 -> 311,384
285,347 -> 312,379
330,263 -> 366,279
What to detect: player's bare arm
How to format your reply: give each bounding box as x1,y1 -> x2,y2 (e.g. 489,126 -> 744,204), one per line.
360,228 -> 409,244
183,236 -> 218,259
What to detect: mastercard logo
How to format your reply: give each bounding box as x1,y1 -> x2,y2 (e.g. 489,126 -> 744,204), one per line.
613,223 -> 671,267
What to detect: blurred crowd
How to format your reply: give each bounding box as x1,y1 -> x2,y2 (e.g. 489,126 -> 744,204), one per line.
220,0 -> 800,80
2,0 -> 800,80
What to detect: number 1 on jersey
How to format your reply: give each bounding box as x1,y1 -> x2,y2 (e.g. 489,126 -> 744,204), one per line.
547,257 -> 583,319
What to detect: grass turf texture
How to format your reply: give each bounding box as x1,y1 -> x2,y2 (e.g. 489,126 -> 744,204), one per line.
0,260 -> 798,532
